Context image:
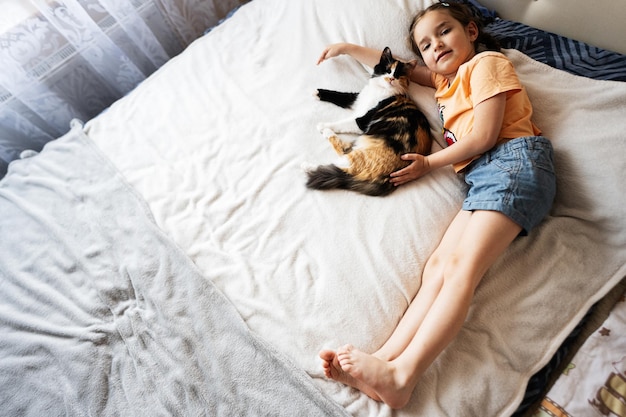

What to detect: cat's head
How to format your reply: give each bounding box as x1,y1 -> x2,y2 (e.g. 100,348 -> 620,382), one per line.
371,47 -> 411,93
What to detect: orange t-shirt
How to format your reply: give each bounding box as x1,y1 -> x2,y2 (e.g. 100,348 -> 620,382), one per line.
432,51 -> 541,172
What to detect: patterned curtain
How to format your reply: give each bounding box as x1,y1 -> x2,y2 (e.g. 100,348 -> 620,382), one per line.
0,0 -> 247,176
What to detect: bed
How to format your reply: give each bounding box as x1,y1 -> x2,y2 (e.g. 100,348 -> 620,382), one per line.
1,0 -> 625,416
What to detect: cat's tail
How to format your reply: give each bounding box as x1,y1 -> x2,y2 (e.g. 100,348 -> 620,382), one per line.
305,164 -> 394,196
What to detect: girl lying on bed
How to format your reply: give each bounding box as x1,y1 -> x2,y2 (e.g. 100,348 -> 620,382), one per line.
317,2 -> 556,409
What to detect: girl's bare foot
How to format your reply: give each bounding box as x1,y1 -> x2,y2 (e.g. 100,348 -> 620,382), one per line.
318,349 -> 381,401
337,344 -> 415,409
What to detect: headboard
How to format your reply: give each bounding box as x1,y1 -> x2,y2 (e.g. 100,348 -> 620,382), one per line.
478,0 -> 626,55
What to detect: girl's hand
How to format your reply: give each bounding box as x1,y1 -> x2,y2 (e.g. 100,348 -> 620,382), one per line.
390,154 -> 431,186
317,44 -> 385,68
317,43 -> 347,65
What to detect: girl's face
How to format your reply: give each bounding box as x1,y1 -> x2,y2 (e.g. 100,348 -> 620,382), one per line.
412,10 -> 478,82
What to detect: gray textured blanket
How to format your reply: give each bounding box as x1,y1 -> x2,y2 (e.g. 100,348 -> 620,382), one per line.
0,124 -> 349,417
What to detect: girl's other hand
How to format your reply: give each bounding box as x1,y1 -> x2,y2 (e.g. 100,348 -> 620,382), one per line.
390,153 -> 431,186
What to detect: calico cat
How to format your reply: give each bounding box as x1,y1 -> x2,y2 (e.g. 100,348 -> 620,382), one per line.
305,47 -> 432,196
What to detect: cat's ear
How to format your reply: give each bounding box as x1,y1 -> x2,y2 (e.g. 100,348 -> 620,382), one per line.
381,47 -> 393,64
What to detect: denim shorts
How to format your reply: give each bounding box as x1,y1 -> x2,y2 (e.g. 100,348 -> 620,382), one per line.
462,136 -> 556,235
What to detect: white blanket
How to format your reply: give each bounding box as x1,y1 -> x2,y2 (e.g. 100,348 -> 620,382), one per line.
84,0 -> 626,415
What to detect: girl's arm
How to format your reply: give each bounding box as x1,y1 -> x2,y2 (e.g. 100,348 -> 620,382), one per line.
317,43 -> 382,68
390,92 -> 507,185
318,43 -> 435,87
427,92 -> 506,171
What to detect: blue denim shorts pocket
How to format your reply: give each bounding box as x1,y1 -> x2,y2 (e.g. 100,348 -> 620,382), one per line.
527,139 -> 555,173
463,136 -> 556,235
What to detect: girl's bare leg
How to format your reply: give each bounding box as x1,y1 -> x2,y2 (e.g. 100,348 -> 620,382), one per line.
337,210 -> 522,409
318,211 -> 471,393
373,210 -> 472,361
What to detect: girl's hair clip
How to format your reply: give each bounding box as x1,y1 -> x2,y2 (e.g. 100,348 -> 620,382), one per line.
441,2 -> 450,6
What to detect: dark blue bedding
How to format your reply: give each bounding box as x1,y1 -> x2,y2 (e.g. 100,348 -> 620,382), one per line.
487,18 -> 626,82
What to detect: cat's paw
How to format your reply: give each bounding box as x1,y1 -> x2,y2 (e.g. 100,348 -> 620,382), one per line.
313,89 -> 321,100
316,122 -> 336,136
314,125 -> 336,139
321,128 -> 336,139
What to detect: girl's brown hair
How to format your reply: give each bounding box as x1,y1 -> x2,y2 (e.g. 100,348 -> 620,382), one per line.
408,2 -> 500,58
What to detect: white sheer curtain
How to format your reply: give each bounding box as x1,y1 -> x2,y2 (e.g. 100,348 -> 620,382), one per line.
0,0 -> 247,175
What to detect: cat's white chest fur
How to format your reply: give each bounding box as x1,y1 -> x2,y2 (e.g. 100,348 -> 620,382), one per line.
352,77 -> 399,115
